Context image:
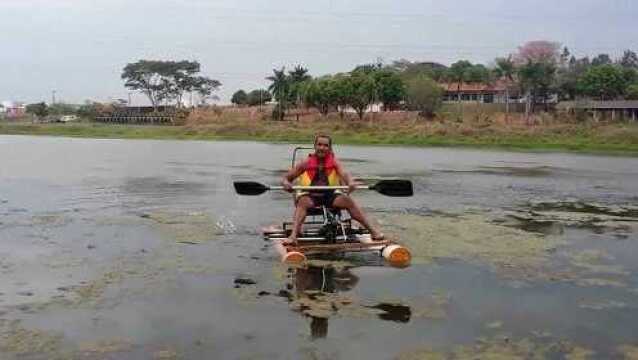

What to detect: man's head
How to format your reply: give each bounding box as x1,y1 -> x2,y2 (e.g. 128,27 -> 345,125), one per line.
314,134 -> 332,159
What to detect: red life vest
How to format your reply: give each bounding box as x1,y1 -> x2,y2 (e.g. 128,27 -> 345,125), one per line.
298,152 -> 340,187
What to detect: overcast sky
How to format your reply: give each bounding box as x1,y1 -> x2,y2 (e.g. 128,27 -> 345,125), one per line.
1,0 -> 636,104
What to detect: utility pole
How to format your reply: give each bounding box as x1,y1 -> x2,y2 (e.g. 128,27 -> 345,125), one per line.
128,92 -> 132,106
52,90 -> 56,105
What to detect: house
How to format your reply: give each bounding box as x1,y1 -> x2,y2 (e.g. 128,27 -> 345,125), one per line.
557,100 -> 638,121
339,103 -> 384,114
1,101 -> 26,118
439,80 -> 519,104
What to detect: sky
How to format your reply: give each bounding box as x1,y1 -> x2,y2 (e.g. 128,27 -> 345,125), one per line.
0,0 -> 636,104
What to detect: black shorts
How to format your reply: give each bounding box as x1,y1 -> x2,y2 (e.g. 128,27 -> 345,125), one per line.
309,191 -> 338,207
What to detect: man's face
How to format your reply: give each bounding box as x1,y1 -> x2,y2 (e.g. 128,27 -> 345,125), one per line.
314,137 -> 331,158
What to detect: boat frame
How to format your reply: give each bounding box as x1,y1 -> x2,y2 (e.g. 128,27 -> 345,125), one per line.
262,147 -> 410,264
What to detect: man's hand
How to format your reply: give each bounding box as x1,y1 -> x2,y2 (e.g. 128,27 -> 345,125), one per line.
282,180 -> 294,193
347,181 -> 361,194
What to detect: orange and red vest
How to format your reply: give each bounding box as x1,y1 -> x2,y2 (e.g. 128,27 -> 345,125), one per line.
298,152 -> 341,187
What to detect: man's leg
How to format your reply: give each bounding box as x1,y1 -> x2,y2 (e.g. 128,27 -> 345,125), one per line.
332,194 -> 384,240
287,195 -> 314,245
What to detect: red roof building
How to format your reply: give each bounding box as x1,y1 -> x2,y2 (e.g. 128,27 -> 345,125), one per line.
439,80 -> 519,104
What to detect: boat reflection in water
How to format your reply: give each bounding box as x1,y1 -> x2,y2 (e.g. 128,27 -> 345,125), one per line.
285,264 -> 411,339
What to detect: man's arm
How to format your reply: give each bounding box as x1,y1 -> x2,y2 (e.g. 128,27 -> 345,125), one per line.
334,159 -> 356,192
281,161 -> 306,192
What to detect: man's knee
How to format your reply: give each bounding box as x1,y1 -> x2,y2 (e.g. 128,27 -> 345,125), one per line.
334,194 -> 354,208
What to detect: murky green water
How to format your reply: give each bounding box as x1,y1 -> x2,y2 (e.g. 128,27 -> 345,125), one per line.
1,135 -> 638,359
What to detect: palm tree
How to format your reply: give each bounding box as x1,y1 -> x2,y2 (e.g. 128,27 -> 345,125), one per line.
288,65 -> 311,108
267,67 -> 289,120
288,65 -> 311,83
494,56 -> 516,117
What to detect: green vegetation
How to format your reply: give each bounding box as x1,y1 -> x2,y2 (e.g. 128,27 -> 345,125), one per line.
405,75 -> 443,117
257,42 -> 638,121
578,64 -> 629,100
25,102 -> 48,119
231,89 -> 272,106
3,113 -> 638,155
8,43 -> 638,156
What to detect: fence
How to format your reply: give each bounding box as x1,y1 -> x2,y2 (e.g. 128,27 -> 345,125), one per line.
94,106 -> 188,125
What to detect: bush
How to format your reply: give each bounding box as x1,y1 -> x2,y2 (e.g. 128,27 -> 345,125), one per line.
626,83 -> 638,100
405,75 -> 443,118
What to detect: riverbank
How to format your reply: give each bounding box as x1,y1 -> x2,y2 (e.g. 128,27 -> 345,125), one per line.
2,111 -> 638,154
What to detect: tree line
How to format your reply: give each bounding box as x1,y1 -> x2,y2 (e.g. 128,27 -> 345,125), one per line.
237,41 -> 638,120
22,43 -> 638,121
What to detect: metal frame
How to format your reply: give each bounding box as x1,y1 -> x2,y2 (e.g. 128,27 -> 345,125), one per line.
263,146 -> 370,245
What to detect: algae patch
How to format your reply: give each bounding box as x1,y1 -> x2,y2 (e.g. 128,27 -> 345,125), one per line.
384,214 -> 563,278
396,336 -> 594,360
578,299 -> 627,310
618,345 -> 638,359
566,249 -> 628,276
78,338 -> 134,356
0,321 -> 68,359
142,211 -> 223,244
506,200 -> 638,234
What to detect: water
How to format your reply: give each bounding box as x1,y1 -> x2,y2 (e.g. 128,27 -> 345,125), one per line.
1,135 -> 637,359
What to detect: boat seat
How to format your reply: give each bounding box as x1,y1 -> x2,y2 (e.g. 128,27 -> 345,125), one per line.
306,206 -> 342,217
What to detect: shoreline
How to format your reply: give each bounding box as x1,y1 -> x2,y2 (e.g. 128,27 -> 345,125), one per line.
1,121 -> 638,156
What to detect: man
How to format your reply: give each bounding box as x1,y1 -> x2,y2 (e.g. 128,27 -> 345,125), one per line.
282,134 -> 384,244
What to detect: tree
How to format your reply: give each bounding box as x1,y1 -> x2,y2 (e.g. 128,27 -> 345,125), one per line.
304,77 -> 337,116
391,60 -> 449,81
192,77 -> 221,105
231,90 -> 248,106
288,65 -> 311,107
560,47 -> 571,65
288,65 -> 311,83
76,101 -> 103,119
405,75 -> 443,118
626,83 -> 638,100
619,50 -> 638,69
48,103 -> 78,116
449,60 -> 473,89
577,65 -> 627,100
448,60 -> 473,116
557,56 -> 591,100
518,61 -> 557,112
332,75 -> 353,119
466,64 -> 492,84
494,56 -> 516,114
622,68 -> 638,89
592,54 -> 613,67
346,73 -> 377,120
515,41 -> 561,64
122,60 -> 220,110
514,41 -> 560,113
246,89 -> 272,106
352,61 -> 383,75
267,67 -> 290,120
372,70 -> 405,111
26,102 -> 48,119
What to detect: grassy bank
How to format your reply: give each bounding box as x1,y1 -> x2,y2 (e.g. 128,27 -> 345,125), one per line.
2,109 -> 638,154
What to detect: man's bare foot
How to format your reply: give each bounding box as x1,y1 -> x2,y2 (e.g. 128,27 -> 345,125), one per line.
282,238 -> 298,246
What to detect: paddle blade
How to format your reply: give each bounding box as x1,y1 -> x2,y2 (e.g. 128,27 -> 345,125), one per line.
233,181 -> 270,196
370,180 -> 414,197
